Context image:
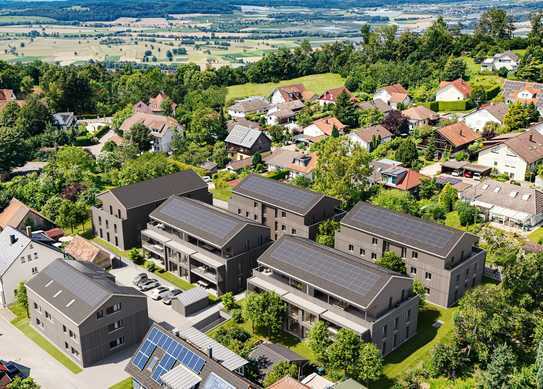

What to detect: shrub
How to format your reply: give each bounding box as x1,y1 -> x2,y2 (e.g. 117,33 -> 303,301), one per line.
128,248 -> 145,265
437,100 -> 468,112
145,261 -> 157,273
231,308 -> 243,323
221,292 -> 236,311
421,101 -> 439,111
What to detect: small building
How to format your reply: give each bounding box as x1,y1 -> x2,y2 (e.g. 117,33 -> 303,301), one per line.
199,160 -> 218,175
266,100 -> 305,126
227,96 -> 270,118
481,51 -> 519,72
370,159 -> 423,193
301,373 -> 335,389
9,161 -> 48,177
318,86 -> 356,106
436,79 -> 471,102
271,84 -> 314,104
334,378 -> 368,389
462,102 -> 508,132
503,80 -> 543,113
53,112 -> 76,130
171,287 -> 209,316
248,342 -> 307,381
401,106 -> 439,130
227,117 -> 262,132
303,117 -> 346,138
120,112 -> 182,153
225,125 -> 272,161
358,99 -> 392,114
148,92 -> 176,114
348,125 -> 393,152
0,198 -> 55,233
373,84 -> 410,109
436,122 -> 481,154
270,376 -> 310,389
265,149 -> 318,180
64,235 -> 112,269
26,259 -> 149,367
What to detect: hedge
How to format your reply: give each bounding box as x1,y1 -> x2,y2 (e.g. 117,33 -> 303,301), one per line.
421,101 -> 439,111
437,100 -> 468,112
485,85 -> 501,101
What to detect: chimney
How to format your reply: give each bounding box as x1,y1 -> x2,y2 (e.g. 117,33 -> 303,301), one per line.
459,129 -> 463,137
530,134 -> 534,142
26,225 -> 32,238
9,234 -> 17,245
207,346 -> 213,360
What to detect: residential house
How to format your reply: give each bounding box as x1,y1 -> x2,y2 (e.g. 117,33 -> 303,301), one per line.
248,236 -> 419,355
124,323 -> 256,389
334,379 -> 368,389
358,99 -> 392,114
227,96 -> 270,118
227,117 -> 262,132
120,112 -> 182,153
477,128 -> 543,181
462,102 -> 508,132
0,198 -> 55,233
141,195 -> 271,295
134,92 -> 177,115
503,80 -> 543,113
370,161 -> 423,194
266,100 -> 305,126
303,117 -> 347,139
401,106 -> 439,130
64,235 -> 112,269
270,377 -> 310,389
229,174 -> 341,240
335,202 -> 486,307
225,125 -> 272,160
373,84 -> 411,109
348,125 -> 393,152
271,84 -> 314,104
301,373 -> 334,389
0,89 -> 16,101
436,79 -> 471,102
0,226 -> 64,307
91,170 -> 211,250
0,360 -> 23,388
77,117 -> 113,134
265,149 -> 318,180
249,343 -> 307,382
481,51 -> 519,72
460,179 -> 543,230
53,112 -> 76,130
436,122 -> 481,154
26,259 -> 148,367
319,86 -> 356,106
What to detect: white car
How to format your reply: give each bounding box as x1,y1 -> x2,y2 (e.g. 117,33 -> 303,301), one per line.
151,286 -> 169,300
202,176 -> 212,183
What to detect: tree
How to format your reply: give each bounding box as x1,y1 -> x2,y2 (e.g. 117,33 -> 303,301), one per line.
354,342 -> 383,385
307,321 -> 332,364
438,183 -> 458,212
0,101 -> 21,127
442,57 -> 467,81
15,95 -> 51,136
160,96 -> 174,116
536,339 -> 543,388
419,178 -> 438,199
115,153 -> 178,186
331,125 -> 340,138
412,280 -> 426,308
316,219 -> 340,247
188,107 -> 225,143
376,251 -> 406,274
529,11 -> 543,46
334,91 -> 358,127
481,344 -> 517,389
48,146 -> 95,184
112,105 -> 133,129
327,328 -> 361,375
263,361 -> 298,387
372,189 -> 417,215
244,292 -> 286,337
221,292 -> 235,311
358,108 -> 384,127
251,152 -> 262,168
504,102 -> 539,131
476,8 -> 514,40
0,126 -> 28,174
55,200 -> 88,232
470,85 -> 487,107
394,138 -> 418,168
127,123 -> 152,152
129,248 -> 145,265
457,201 -> 479,226
15,282 -> 28,316
7,377 -> 40,389
501,251 -> 543,310
212,141 -> 229,168
429,341 -> 466,378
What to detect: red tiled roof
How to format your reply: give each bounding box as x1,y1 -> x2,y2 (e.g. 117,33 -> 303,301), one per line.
438,122 -> 481,147
396,169 -> 423,191
319,86 -> 356,103
268,376 -> 310,389
381,84 -> 409,103
311,116 -> 347,136
439,79 -> 472,98
0,89 -> 16,101
44,227 -> 64,240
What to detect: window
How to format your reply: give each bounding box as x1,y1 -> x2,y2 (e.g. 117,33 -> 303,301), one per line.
245,211 -> 249,217
96,310 -> 104,319
425,287 -> 430,294
20,256 -> 25,264
412,251 -> 418,259
394,334 -> 398,347
27,254 -> 31,261
383,241 -> 390,251
114,224 -> 117,233
109,205 -> 113,215
108,320 -> 124,333
401,289 -> 405,300
98,216 -> 102,225
115,237 -> 119,246
456,274 -> 460,283
63,325 -> 67,333
105,220 -> 109,228
407,309 -> 411,321
117,209 -> 121,218
425,272 -> 432,280
348,244 -> 354,252
281,224 -> 286,231
71,347 -> 80,359
394,317 -> 399,330
291,228 -> 296,235
410,267 -> 417,274
360,248 -> 365,256
106,232 -> 110,242
254,201 -> 257,207
253,214 -> 257,220
99,229 -> 103,238
372,237 -> 378,245
406,325 -> 410,339
281,211 -> 286,218
33,302 -> 38,309
388,297 -> 392,309
237,208 -> 241,215
64,342 -> 69,349
106,303 -> 122,315
109,336 -> 125,349
382,341 -> 387,354
45,311 -> 52,321
34,252 -> 38,259
401,247 -> 406,258
32,267 -> 38,274
69,330 -> 76,340
383,325 -> 388,337
371,253 -> 377,260
146,356 -> 159,372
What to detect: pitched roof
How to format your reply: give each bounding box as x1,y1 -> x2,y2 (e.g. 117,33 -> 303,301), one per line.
379,84 -> 409,103
502,128 -> 543,163
341,202 -> 475,258
480,102 -> 509,122
228,96 -> 270,113
26,259 -> 144,324
438,79 -> 472,97
358,99 -> 392,113
319,86 -> 355,103
225,125 -> 268,148
0,226 -> 31,276
269,376 -> 310,389
309,116 -> 347,136
402,105 -> 438,121
334,378 -> 368,389
264,149 -> 318,174
438,122 -> 481,147
0,89 -> 16,101
120,112 -> 181,137
148,92 -> 176,112
133,101 -> 151,113
105,170 -> 207,210
274,84 -> 310,102
0,198 -> 53,230
503,80 -> 543,107
53,112 -> 75,126
353,125 -> 392,143
150,196 -> 266,248
64,236 -> 111,267
233,174 -> 336,216
227,118 -> 262,132
383,167 -> 423,191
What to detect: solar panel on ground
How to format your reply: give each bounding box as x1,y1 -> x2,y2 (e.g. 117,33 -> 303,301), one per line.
202,372 -> 236,389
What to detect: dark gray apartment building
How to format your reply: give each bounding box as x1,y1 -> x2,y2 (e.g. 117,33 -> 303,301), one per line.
91,170 -> 211,250
26,259 -> 149,368
229,174 -> 341,240
335,202 -> 486,307
248,236 -> 419,356
141,195 -> 271,296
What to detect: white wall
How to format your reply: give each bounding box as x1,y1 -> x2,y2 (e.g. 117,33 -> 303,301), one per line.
347,133 -> 370,150
477,144 -> 528,181
271,90 -> 285,104
436,86 -> 465,102
303,124 -> 325,137
463,110 -> 501,132
227,109 -> 245,118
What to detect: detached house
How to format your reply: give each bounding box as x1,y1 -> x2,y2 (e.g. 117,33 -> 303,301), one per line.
481,51 -> 519,72
462,102 -> 508,132
503,80 -> 543,113
134,92 -> 177,115
373,84 -> 411,109
264,149 -> 318,180
303,117 -> 346,139
271,84 -> 314,104
436,79 -> 471,102
318,86 -> 356,106
370,160 -> 422,194
120,112 -> 182,153
0,198 -> 55,233
225,125 -> 271,161
53,112 -> 76,130
436,122 -> 481,154
401,106 -> 439,130
227,96 -> 270,118
266,100 -> 305,126
478,128 -> 543,181
348,125 -> 393,152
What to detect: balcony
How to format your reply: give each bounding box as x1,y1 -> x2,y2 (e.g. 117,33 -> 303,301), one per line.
191,264 -> 218,283
142,241 -> 165,257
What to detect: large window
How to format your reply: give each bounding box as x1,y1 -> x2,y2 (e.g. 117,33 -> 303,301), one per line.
109,336 -> 125,349
106,303 -> 122,315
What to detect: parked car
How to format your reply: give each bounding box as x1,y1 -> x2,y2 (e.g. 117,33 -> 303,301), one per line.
162,289 -> 182,305
151,286 -> 169,300
133,273 -> 148,286
139,279 -> 159,291
202,176 -> 212,183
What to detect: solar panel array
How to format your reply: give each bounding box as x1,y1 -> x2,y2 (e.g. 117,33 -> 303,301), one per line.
131,327 -> 206,383
270,238 -> 382,299
348,204 -> 460,255
202,373 -> 236,389
160,197 -> 241,242
237,175 -> 321,213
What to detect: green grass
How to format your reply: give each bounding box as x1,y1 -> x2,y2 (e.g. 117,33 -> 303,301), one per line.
211,186 -> 233,201
528,227 -> 543,244
154,269 -> 195,291
90,236 -> 131,258
109,377 -> 132,389
9,304 -> 83,374
226,73 -> 344,101
445,211 -> 462,230
462,56 -> 504,91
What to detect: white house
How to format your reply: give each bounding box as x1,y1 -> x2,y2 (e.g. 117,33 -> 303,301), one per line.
481,51 -> 519,72
53,112 -> 76,130
478,129 -> 543,181
266,100 -> 305,126
318,86 -> 356,106
227,96 -> 270,118
0,226 -> 63,307
462,102 -> 508,132
270,84 -> 313,104
373,84 -> 410,109
348,125 -> 393,151
436,79 -> 471,102
120,112 -> 182,153
303,117 -> 346,138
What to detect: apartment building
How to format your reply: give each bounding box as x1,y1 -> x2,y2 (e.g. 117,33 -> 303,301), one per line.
335,202 -> 486,307
26,259 -> 149,367
142,195 -> 271,295
91,170 -> 211,250
248,236 -> 419,356
229,174 -> 341,240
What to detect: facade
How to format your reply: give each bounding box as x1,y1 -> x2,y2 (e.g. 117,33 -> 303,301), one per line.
26,259 -> 149,367
303,117 -> 346,139
141,195 -> 271,296
120,112 -> 182,153
125,323 -> 256,389
247,236 -> 419,355
462,102 -> 508,132
227,96 -> 270,118
436,79 -> 471,102
0,226 -> 64,307
271,84 -> 314,104
503,80 -> 543,113
224,125 -> 271,161
91,170 -> 211,250
0,197 -> 55,232
477,128 -> 543,181
348,125 -> 393,152
335,202 -> 486,307
229,174 -> 341,241
373,84 -> 410,109
266,100 -> 305,126
436,122 -> 481,154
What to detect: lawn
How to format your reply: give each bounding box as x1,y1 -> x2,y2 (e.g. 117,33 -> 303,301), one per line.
154,268 -> 195,291
109,377 -> 132,389
226,73 -> 344,101
9,304 -> 83,374
211,186 -> 233,201
90,236 -> 131,258
444,211 -> 462,230
528,227 -> 543,244
462,56 -> 504,92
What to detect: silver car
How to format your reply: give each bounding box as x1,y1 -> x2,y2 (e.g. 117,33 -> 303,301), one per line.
162,289 -> 182,305
139,279 -> 159,291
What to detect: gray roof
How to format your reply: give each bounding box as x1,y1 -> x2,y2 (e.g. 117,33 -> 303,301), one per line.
483,102 -> 509,122
248,343 -> 307,377
225,125 -> 267,148
179,326 -> 248,371
106,170 -> 207,210
257,236 -> 400,308
176,287 -> 209,306
53,112 -> 75,126
233,174 -> 333,216
341,202 -> 473,258
150,196 -> 265,248
228,96 -> 270,114
503,80 -> 543,107
334,378 -> 368,389
26,259 -> 144,324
